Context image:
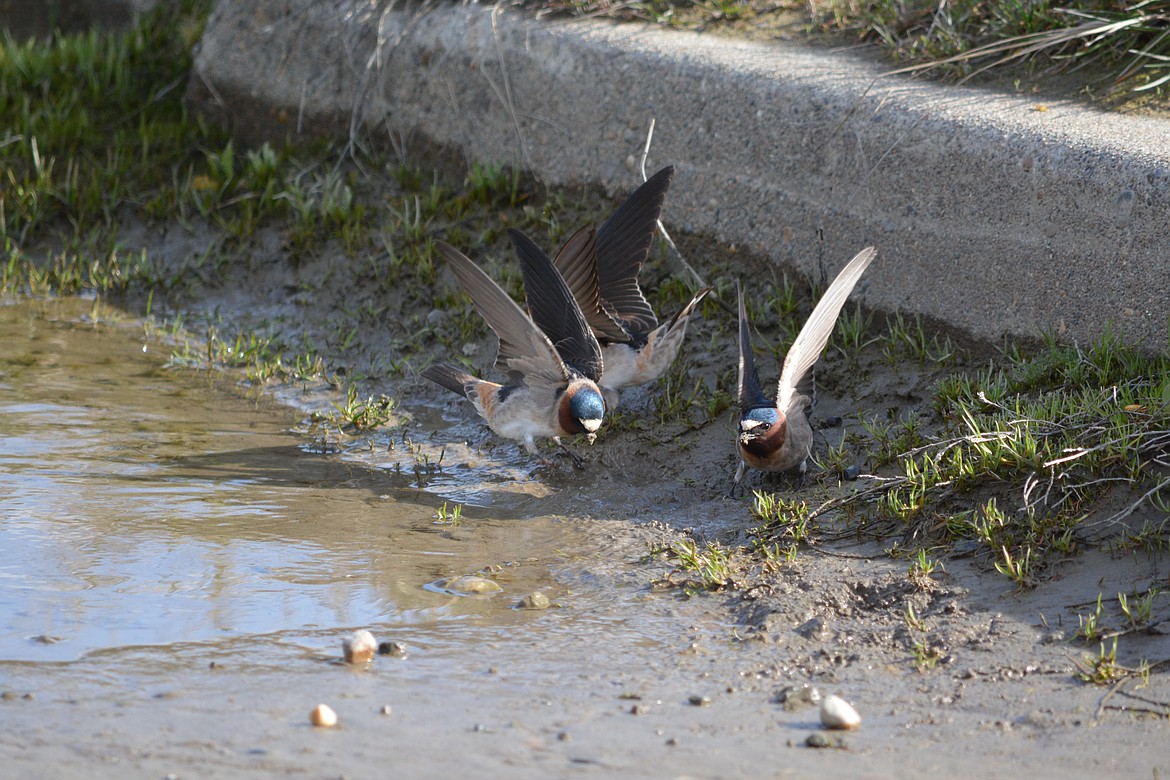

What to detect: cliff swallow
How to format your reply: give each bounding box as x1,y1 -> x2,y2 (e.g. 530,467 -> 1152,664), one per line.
549,166 -> 711,407
422,232 -> 606,463
734,247 -> 876,488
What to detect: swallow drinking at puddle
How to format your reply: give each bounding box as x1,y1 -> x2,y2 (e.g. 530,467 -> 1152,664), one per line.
422,230 -> 607,465
734,247 -> 876,489
548,166 -> 710,408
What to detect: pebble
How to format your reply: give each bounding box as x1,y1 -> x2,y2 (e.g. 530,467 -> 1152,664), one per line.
776,683 -> 821,711
806,732 -> 847,749
310,703 -> 338,728
378,640 -> 408,658
516,591 -> 550,610
433,575 -> 502,596
688,695 -> 712,707
343,629 -> 377,664
380,704 -> 393,716
820,694 -> 861,730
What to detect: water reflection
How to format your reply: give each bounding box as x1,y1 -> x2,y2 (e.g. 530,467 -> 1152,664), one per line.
0,299 -> 583,662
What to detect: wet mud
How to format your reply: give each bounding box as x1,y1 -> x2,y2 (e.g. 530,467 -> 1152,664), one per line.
2,277 -> 1168,778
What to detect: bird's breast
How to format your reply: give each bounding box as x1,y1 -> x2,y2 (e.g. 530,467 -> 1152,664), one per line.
739,416 -> 788,460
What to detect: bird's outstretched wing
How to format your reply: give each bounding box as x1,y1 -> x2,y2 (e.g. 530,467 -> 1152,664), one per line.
549,225 -> 631,343
737,280 -> 771,412
775,247 -> 876,411
508,228 -> 605,384
435,241 -> 569,389
594,166 -> 675,333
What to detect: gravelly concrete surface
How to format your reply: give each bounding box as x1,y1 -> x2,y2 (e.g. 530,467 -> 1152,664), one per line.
186,0 -> 1170,350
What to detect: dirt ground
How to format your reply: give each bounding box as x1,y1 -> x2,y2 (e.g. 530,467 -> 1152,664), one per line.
29,184 -> 1155,777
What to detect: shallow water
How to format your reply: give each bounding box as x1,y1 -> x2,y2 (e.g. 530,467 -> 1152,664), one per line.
0,297 -> 601,664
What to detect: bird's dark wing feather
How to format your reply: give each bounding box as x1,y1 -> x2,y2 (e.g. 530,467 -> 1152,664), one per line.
737,281 -> 771,412
595,166 -> 675,334
550,225 -> 631,343
508,228 -> 605,383
435,241 -> 568,388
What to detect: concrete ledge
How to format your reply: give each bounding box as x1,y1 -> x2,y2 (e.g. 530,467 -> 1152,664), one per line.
189,0 -> 1170,349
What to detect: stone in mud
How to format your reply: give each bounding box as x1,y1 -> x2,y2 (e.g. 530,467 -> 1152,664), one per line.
516,591 -> 550,610
805,732 -> 846,749
820,694 -> 861,730
378,640 -> 408,658
310,703 -> 338,727
775,683 -> 821,712
343,629 -> 377,664
434,575 -> 502,596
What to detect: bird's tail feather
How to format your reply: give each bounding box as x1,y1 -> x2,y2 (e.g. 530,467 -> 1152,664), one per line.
422,363 -> 476,398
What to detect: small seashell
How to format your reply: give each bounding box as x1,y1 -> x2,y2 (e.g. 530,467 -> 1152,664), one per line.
342,629 -> 377,664
380,704 -> 392,716
819,694 -> 861,730
516,591 -> 550,610
310,703 -> 338,727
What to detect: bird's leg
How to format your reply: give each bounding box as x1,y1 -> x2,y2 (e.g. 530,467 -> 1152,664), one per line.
552,436 -> 586,469
524,438 -> 558,467
728,460 -> 748,499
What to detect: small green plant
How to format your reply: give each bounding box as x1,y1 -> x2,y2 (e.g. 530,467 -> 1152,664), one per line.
750,490 -> 814,545
833,302 -> 875,359
904,602 -> 944,670
908,548 -> 943,589
650,538 -> 738,593
994,544 -> 1036,590
434,501 -> 464,526
1117,589 -> 1156,629
879,312 -> 955,365
1074,638 -> 1150,686
1076,594 -> 1107,642
333,385 -> 397,430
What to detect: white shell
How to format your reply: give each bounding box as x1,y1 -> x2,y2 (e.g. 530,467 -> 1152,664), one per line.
343,629 -> 377,664
819,694 -> 861,730
310,703 -> 338,728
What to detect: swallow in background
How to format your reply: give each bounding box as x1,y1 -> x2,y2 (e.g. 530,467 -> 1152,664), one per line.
734,247 -> 877,489
549,166 -> 711,407
422,231 -> 607,464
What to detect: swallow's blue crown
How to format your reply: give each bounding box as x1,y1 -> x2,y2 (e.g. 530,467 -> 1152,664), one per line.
743,407 -> 779,426
570,387 -> 606,423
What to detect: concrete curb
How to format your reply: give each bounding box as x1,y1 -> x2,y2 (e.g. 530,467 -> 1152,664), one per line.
188,0 -> 1170,349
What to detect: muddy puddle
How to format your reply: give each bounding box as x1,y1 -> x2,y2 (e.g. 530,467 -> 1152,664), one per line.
2,297 -> 1168,779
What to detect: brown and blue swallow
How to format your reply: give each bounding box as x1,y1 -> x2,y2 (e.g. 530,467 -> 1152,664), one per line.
734,247 -> 877,487
546,166 -> 710,408
423,232 -> 606,463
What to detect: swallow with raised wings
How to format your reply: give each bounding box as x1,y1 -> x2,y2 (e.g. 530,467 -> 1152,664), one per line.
734,247 -> 877,488
549,166 -> 711,407
422,230 -> 607,463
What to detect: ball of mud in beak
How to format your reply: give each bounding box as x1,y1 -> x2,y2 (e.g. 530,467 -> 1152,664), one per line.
342,629 -> 377,664
819,694 -> 861,730
310,703 -> 338,727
